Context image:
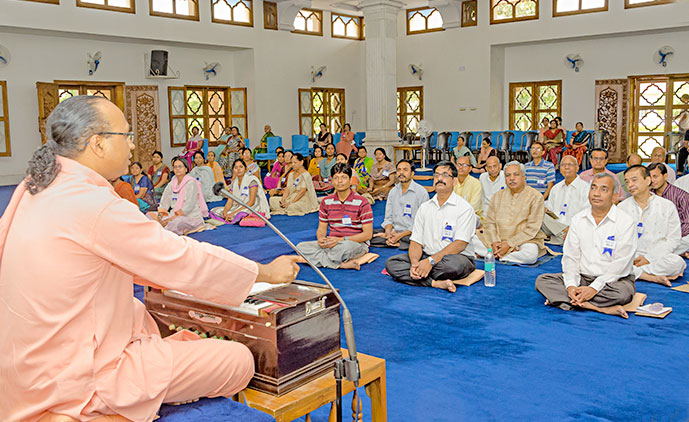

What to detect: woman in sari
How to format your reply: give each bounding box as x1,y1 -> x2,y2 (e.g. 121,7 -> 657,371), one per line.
253,124 -> 274,159
241,147 -> 260,178
269,150 -> 294,196
336,123 -> 357,161
353,146 -> 374,191
473,138 -> 497,173
315,123 -> 332,149
211,159 -> 270,224
190,151 -> 223,202
308,146 -> 324,181
451,135 -> 477,167
320,144 -> 337,182
336,153 -> 374,204
216,126 -> 244,179
147,157 -> 208,235
263,149 -> 285,190
179,127 -> 203,169
206,150 -> 225,186
368,148 -> 396,201
147,150 -> 169,203
537,117 -> 550,142
562,121 -> 588,166
543,119 -> 565,169
129,162 -> 156,212
269,153 -> 319,216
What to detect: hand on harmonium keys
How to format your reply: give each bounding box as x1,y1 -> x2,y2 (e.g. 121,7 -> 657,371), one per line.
256,255 -> 301,285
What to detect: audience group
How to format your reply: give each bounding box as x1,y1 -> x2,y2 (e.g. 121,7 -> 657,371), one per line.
110,116 -> 689,319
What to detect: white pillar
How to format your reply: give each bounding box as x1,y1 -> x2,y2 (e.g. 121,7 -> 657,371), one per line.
359,0 -> 403,153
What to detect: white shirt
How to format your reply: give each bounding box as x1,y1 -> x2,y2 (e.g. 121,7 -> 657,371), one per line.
544,176 -> 589,226
479,171 -> 506,211
410,191 -> 476,257
675,173 -> 689,193
563,205 -> 637,292
381,180 -> 430,232
618,194 -> 681,261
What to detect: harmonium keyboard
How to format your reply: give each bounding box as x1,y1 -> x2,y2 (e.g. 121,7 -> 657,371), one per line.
145,280 -> 341,395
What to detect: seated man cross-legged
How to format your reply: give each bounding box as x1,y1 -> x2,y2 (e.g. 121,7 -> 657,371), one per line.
541,155 -> 589,245
296,163 -> 374,270
473,161 -> 547,265
619,165 -> 686,285
371,159 -> 429,250
385,161 -> 483,292
536,173 -> 637,319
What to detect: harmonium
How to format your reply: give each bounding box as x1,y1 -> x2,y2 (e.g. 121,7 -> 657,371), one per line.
145,280 -> 342,395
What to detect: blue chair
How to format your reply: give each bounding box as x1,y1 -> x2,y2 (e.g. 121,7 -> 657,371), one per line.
292,134 -> 309,155
254,136 -> 282,161
354,132 -> 366,147
243,138 -> 250,150
202,138 -> 208,158
333,133 -> 342,146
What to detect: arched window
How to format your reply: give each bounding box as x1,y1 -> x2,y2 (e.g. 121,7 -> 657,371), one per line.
406,7 -> 444,35
293,9 -> 323,36
490,0 -> 538,24
332,13 -> 364,40
212,0 -> 253,26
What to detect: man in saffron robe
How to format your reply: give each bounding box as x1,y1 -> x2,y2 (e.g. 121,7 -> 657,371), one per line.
0,96 -> 300,422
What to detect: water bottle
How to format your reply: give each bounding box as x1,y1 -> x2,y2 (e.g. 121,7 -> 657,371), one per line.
484,248 -> 496,287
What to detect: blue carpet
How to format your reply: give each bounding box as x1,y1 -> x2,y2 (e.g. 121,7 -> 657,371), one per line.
3,179 -> 689,421
158,397 -> 275,422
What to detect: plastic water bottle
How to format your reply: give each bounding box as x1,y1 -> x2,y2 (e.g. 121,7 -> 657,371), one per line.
484,248 -> 496,287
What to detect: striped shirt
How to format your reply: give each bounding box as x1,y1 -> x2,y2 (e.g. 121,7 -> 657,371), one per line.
660,183 -> 689,237
319,191 -> 373,237
524,159 -> 555,194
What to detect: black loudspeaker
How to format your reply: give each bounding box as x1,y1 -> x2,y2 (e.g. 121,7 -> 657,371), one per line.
150,50 -> 168,76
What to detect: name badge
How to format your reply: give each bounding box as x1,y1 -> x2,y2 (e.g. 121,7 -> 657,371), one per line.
324,177 -> 330,183
342,215 -> 352,226
156,170 -> 162,176
538,179 -> 545,187
602,235 -> 615,257
281,177 -> 286,183
559,203 -> 567,217
134,185 -> 140,193
403,203 -> 412,218
195,177 -> 200,181
172,193 -> 179,201
441,224 -> 454,241
241,186 -> 249,197
294,178 -> 300,188
500,186 -> 505,190
637,222 -> 644,238
382,170 -> 390,178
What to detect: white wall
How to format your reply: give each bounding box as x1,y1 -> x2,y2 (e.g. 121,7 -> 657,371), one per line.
0,0 -> 366,184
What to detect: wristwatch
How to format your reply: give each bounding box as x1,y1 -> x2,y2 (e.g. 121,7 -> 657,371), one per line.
428,257 -> 436,265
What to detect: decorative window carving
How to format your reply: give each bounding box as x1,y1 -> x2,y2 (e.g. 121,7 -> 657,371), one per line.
554,0 -> 607,16
293,9 -> 323,36
264,1 -> 277,30
77,0 -> 135,13
212,0 -> 253,26
150,0 -> 199,21
298,88 -> 345,138
331,13 -> 364,40
625,0 -> 674,8
509,81 -> 562,130
406,7 -> 444,34
461,1 -> 477,27
0,81 -> 10,157
490,0 -> 538,24
397,86 -> 424,136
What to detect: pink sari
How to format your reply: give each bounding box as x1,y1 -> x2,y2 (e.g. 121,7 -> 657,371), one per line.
263,161 -> 284,190
180,135 -> 203,168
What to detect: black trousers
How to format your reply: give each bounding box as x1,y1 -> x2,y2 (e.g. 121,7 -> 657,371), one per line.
370,228 -> 411,250
677,147 -> 688,175
385,252 -> 475,287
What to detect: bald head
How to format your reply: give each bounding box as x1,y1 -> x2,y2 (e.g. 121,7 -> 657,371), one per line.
651,147 -> 666,164
627,153 -> 642,167
560,155 -> 579,181
485,156 -> 501,178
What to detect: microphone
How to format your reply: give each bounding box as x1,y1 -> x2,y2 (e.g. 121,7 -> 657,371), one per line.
212,182 -> 361,384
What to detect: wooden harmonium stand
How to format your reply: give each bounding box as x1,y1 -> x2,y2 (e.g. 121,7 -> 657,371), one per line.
145,280 -> 342,396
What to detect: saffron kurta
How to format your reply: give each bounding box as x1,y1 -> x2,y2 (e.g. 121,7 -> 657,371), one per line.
0,157 -> 258,422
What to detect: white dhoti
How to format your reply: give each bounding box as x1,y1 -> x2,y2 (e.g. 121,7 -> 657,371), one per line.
541,214 -> 568,245
632,254 -> 686,279
472,236 -> 539,265
673,235 -> 689,255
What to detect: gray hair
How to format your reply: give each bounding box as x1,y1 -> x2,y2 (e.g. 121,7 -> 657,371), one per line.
26,95 -> 110,194
504,160 -> 525,176
591,172 -> 619,193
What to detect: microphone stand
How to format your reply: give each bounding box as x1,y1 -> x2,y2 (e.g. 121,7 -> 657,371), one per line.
212,183 -> 360,422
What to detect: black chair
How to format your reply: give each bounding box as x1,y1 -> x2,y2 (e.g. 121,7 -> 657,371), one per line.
458,131 -> 473,153
497,131 -> 514,163
582,130 -> 606,171
402,132 -> 415,145
474,132 -> 492,156
431,131 -> 451,162
514,132 -> 539,163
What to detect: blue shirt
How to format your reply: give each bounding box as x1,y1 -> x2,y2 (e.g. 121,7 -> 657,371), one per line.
524,159 -> 555,193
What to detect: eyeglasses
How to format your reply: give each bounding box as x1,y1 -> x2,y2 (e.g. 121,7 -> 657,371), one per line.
591,157 -> 607,161
433,172 -> 453,179
561,163 -> 577,168
98,131 -> 134,141
456,163 -> 471,168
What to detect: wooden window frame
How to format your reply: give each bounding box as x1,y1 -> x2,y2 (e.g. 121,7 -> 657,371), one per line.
331,12 -> 364,40
76,0 -> 135,14
406,7 -> 445,35
490,0 -> 539,25
23,0 -> 60,4
298,88 -> 346,139
0,81 -> 11,157
211,0 -> 254,27
263,0 -> 277,30
508,80 -> 562,130
149,0 -> 199,21
553,0 -> 607,17
292,8 -> 323,36
624,0 -> 674,9
461,0 -> 477,27
397,86 -> 424,137
55,80 -> 125,110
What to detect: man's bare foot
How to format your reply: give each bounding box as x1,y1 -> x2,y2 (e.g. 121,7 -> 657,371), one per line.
578,302 -> 628,319
639,272 -> 672,287
339,260 -> 361,270
431,279 -> 456,293
453,269 -> 485,287
544,299 -> 551,305
682,252 -> 689,259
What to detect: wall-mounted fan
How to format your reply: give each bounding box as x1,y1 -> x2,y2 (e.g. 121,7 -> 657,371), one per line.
564,54 -> 583,72
0,45 -> 10,68
88,51 -> 102,76
311,66 -> 326,83
203,62 -> 221,80
409,64 -> 423,81
655,46 -> 674,67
